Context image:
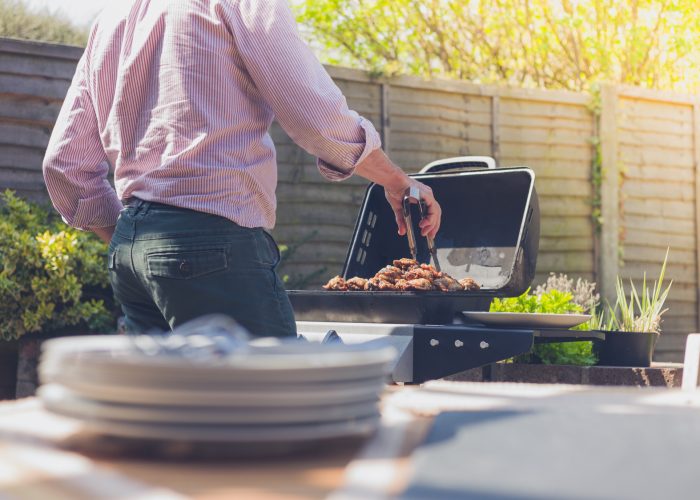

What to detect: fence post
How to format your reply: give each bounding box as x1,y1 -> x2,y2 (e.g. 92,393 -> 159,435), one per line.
491,96 -> 501,165
599,84 -> 620,305
381,83 -> 391,155
693,101 -> 700,333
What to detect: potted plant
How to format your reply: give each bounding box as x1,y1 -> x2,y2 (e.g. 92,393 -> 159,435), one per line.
490,273 -> 600,366
0,190 -> 118,398
593,251 -> 672,367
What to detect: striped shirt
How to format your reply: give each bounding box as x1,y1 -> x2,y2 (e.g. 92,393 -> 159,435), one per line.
43,0 -> 381,230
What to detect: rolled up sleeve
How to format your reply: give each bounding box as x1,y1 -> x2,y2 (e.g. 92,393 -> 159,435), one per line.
43,51 -> 122,230
225,0 -> 382,181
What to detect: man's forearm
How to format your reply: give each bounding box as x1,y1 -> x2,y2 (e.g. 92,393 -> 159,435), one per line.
354,148 -> 410,194
92,225 -> 116,244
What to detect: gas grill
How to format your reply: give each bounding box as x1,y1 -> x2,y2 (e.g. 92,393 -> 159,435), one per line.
288,157 -> 603,383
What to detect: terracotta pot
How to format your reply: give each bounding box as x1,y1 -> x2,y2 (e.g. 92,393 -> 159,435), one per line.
595,331 -> 660,368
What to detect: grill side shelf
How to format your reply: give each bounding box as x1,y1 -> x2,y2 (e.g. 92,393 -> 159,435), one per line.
412,326 -> 535,383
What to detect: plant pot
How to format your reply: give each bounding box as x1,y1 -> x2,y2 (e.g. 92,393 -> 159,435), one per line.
16,330 -> 102,398
0,340 -> 19,400
595,331 -> 659,368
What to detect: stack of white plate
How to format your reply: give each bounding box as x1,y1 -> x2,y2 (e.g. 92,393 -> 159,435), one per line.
38,335 -> 396,447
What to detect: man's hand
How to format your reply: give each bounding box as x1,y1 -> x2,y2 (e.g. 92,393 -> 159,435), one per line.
92,225 -> 116,244
355,149 -> 442,240
385,180 -> 441,239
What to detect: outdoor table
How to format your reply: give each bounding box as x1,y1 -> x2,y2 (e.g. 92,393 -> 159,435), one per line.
2,382 -> 700,499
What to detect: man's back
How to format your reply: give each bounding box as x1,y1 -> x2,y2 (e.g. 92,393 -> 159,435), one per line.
44,0 -> 380,230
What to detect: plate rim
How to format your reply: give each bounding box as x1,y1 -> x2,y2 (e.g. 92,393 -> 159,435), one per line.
39,384 -> 381,425
462,311 -> 592,328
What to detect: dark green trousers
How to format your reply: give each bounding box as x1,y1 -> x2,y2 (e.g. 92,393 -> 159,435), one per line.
108,199 -> 296,338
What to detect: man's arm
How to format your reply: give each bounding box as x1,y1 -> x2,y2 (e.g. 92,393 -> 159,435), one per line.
224,0 -> 440,237
42,49 -> 122,239
226,0 -> 378,181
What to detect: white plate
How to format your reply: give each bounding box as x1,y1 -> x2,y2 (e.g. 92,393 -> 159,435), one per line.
461,312 -> 592,329
53,411 -> 381,443
39,374 -> 387,407
39,384 -> 380,425
39,352 -> 390,386
41,336 -> 397,382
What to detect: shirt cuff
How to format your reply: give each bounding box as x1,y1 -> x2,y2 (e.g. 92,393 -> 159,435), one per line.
70,192 -> 124,230
317,117 -> 382,182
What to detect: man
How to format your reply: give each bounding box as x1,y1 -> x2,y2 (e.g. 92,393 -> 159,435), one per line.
43,0 -> 441,337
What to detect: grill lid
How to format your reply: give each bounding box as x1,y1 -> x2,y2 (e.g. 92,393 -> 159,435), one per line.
343,160 -> 539,297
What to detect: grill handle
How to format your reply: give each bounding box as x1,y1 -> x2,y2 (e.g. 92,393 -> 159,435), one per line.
419,156 -> 496,174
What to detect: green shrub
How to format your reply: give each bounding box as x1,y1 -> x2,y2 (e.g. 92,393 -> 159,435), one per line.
490,287 -> 597,366
0,190 -> 116,340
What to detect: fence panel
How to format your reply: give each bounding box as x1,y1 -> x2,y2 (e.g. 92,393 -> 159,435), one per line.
0,39 -> 82,201
612,91 -> 699,360
498,94 -> 596,285
4,38 -> 699,361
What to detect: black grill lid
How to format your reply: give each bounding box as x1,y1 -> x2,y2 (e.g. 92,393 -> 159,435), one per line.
343,163 -> 539,296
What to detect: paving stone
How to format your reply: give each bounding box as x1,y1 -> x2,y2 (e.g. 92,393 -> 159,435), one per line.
442,367 -> 485,382
586,363 -> 683,387
491,363 -> 585,384
444,362 -> 684,387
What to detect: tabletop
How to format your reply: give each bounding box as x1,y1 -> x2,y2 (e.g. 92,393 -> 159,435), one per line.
3,382 -> 700,500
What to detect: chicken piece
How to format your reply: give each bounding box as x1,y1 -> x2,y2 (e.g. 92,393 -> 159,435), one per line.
366,277 -> 398,291
459,277 -> 481,291
404,267 -> 435,281
323,276 -> 348,291
375,265 -> 403,283
394,279 -> 410,291
345,277 -> 368,291
405,278 -> 434,291
393,258 -> 419,271
434,276 -> 463,292
420,263 -> 444,279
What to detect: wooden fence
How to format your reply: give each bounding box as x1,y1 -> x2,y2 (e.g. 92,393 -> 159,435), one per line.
0,38 -> 695,361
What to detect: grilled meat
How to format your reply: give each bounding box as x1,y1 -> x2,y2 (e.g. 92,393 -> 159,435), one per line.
393,258 -> 419,270
323,261 -> 480,293
346,277 -> 368,290
366,276 -> 398,291
459,277 -> 481,291
375,265 -> 403,283
420,263 -> 443,279
434,276 -> 463,292
405,278 -> 434,291
323,276 -> 347,291
394,279 -> 410,291
404,267 -> 435,281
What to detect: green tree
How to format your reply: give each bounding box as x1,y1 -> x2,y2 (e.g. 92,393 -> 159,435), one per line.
0,0 -> 87,46
295,0 -> 700,92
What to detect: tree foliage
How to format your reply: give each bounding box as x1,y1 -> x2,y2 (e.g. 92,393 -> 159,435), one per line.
0,0 -> 87,46
295,0 -> 700,92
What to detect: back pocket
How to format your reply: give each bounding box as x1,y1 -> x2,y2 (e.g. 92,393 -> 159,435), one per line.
147,249 -> 228,280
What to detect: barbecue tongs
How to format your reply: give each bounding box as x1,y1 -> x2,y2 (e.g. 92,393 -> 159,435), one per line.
402,186 -> 441,272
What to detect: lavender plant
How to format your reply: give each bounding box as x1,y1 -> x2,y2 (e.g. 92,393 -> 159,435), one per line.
534,273 -> 599,313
